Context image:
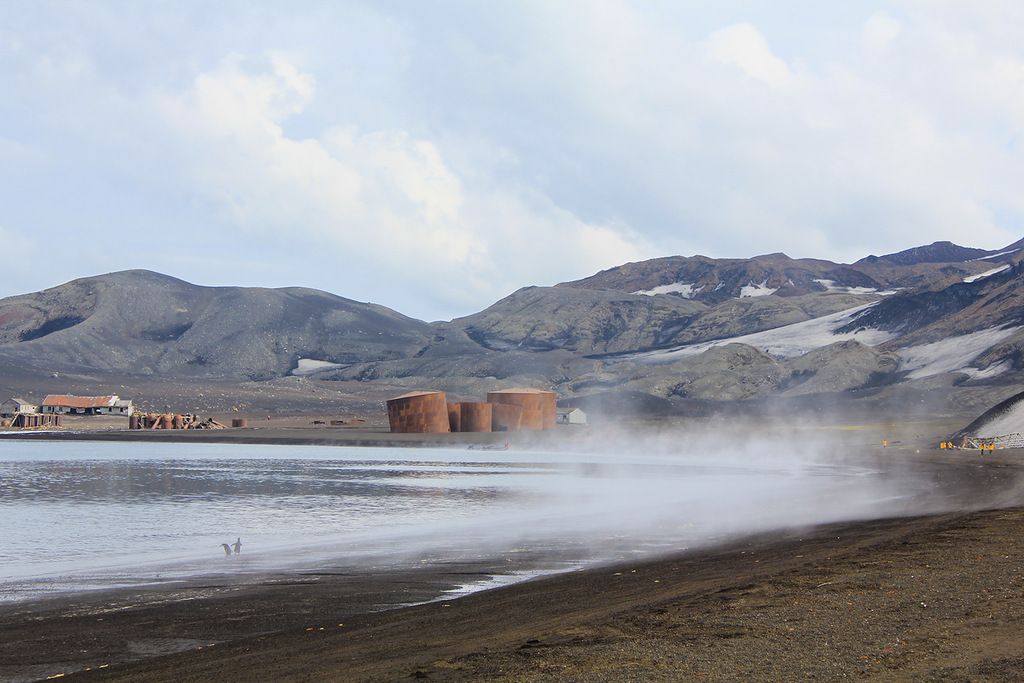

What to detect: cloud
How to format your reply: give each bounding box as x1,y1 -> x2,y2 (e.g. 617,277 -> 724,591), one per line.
2,2 -> 1024,316
704,22 -> 796,89
156,54 -> 645,318
863,11 -> 902,54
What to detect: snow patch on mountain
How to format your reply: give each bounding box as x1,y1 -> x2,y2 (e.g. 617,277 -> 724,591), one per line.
970,249 -> 1020,261
739,280 -> 777,298
963,265 -> 1010,283
959,360 -> 1012,380
970,399 -> 1024,437
632,303 -> 894,362
633,283 -> 697,298
813,279 -> 879,295
292,358 -> 344,376
897,326 -> 1022,379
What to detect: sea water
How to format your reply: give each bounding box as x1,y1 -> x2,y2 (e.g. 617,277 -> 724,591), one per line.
0,439 -> 940,602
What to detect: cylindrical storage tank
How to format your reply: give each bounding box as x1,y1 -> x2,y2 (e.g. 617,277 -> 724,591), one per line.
459,402 -> 493,433
160,414 -> 174,430
128,415 -> 139,430
487,389 -> 557,430
447,402 -> 462,433
231,418 -> 248,428
146,414 -> 159,429
386,391 -> 450,433
173,414 -> 185,430
491,403 -> 523,432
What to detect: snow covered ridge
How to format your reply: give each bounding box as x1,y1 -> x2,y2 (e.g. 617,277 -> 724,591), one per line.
627,303 -> 895,363
963,265 -> 1010,283
291,358 -> 344,376
632,283 -> 697,298
896,326 -> 1021,380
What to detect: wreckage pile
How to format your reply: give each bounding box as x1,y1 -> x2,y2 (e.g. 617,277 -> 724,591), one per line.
128,413 -> 227,430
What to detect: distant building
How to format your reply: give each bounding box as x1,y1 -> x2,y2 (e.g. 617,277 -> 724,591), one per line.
557,408 -> 587,425
0,398 -> 37,417
41,395 -> 134,416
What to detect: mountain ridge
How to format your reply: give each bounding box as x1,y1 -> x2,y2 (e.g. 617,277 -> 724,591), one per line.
2,237 -> 1023,414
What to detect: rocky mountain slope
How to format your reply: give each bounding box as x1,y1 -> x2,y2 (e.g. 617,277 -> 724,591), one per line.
3,238 -> 1024,419
0,270 -> 431,380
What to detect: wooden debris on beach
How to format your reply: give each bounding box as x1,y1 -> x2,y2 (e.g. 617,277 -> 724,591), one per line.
129,413 -> 226,430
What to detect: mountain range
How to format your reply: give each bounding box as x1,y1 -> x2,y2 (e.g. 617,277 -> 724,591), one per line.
3,238 -> 1024,416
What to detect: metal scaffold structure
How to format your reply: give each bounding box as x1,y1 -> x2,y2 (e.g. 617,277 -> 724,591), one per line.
962,432 -> 1024,450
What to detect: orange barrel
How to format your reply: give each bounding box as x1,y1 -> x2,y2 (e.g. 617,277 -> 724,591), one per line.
459,402 -> 493,433
386,391 -> 450,433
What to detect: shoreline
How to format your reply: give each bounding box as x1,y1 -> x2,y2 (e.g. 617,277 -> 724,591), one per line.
1,505 -> 1021,682
0,426 -> 551,449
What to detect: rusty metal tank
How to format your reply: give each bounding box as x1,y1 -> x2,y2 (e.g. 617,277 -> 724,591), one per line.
490,403 -> 523,432
160,414 -> 174,430
459,402 -> 493,433
386,391 -> 450,433
486,389 -> 557,430
231,418 -> 248,428
447,402 -> 462,433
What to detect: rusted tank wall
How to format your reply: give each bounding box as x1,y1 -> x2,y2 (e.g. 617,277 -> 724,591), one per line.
231,418 -> 248,428
387,391 -> 450,433
490,402 -> 523,432
487,389 -> 557,430
459,402 -> 493,433
447,402 -> 461,433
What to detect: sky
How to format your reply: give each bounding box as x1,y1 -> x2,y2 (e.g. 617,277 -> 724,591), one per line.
2,1 -> 1024,321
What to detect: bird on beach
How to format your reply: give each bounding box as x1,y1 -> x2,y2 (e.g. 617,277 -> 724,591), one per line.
232,537 -> 242,555
221,543 -> 232,557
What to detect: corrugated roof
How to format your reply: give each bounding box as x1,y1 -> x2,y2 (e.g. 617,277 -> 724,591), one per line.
42,395 -> 118,408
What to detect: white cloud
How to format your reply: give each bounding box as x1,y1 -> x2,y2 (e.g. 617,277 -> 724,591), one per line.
2,2 -> 1024,316
704,23 -> 796,89
156,55 -> 645,317
863,11 -> 902,54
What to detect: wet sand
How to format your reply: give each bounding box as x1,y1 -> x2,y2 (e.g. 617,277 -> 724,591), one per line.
0,447 -> 1019,682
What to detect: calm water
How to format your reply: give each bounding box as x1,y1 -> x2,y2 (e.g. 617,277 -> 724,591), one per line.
0,439 -> 936,602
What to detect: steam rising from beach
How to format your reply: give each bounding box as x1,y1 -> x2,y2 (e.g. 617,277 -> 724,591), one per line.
2,423 -> 1020,601
221,419 -> 1021,576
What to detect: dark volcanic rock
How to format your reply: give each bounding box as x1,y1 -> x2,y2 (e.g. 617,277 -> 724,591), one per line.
857,240 -> 989,266
449,286 -> 706,354
0,270 -> 431,379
